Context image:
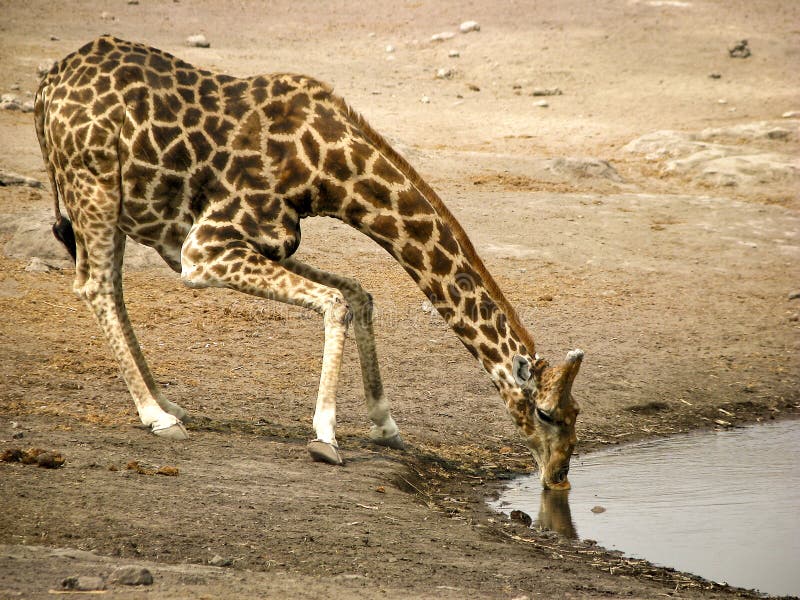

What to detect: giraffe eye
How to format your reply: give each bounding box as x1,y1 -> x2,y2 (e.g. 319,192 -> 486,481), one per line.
535,407 -> 555,424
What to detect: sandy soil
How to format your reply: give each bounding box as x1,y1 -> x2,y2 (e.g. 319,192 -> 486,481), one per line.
1,1 -> 799,598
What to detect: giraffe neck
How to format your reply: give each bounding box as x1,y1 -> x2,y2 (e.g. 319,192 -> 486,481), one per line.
326,105 -> 536,391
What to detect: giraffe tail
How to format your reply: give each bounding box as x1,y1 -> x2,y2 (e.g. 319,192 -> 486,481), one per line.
34,75 -> 77,263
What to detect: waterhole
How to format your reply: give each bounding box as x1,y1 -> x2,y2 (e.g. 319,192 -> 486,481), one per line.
490,420 -> 800,597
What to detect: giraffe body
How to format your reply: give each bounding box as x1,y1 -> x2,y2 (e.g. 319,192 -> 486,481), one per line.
36,36 -> 583,486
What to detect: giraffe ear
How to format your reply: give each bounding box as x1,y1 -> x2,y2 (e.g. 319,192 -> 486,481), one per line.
512,354 -> 532,386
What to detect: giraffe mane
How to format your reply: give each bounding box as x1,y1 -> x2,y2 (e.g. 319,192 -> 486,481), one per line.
332,97 -> 538,358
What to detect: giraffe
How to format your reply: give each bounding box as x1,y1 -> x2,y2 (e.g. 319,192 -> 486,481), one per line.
35,36 -> 584,489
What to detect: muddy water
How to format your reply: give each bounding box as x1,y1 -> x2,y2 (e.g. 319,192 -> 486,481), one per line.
490,420 -> 800,597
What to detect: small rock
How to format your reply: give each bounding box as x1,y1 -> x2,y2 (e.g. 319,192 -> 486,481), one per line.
448,49 -> 460,58
435,67 -> 454,79
459,20 -> 480,33
61,576 -> 106,591
100,11 -> 115,21
10,83 -> 20,90
375,486 -> 386,493
782,110 -> 800,118
36,451 -> 65,468
186,34 -> 210,48
510,509 -> 533,527
467,83 -> 480,92
37,59 -> 56,77
728,39 -> 750,58
385,44 -> 395,53
535,100 -> 549,108
209,554 -> 233,567
420,95 -> 430,104
430,31 -> 455,42
127,0 -> 140,4
708,72 -> 721,79
49,35 -> 60,41
421,300 -> 435,314
531,87 -> 562,97
12,431 -> 24,440
367,32 -> 376,38
156,465 -> 179,476
788,291 -> 800,300
20,100 -> 35,113
25,257 -> 58,273
717,98 -> 728,104
108,566 -> 153,586
591,505 -> 606,514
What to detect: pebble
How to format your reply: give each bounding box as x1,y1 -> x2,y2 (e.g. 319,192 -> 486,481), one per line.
61,576 -> 106,591
420,95 -> 430,104
782,110 -> 800,118
531,87 -> 562,97
788,291 -> 800,300
209,554 -> 233,567
510,509 -> 532,527
128,0 -> 140,4
37,59 -> 56,77
108,566 -> 153,586
12,431 -> 23,440
25,257 -> 58,273
459,20 -> 480,33
385,44 -> 395,53
10,83 -> 20,90
591,505 -> 606,514
49,35 -> 59,41
430,31 -> 455,42
0,170 -> 43,187
186,34 -> 210,48
708,72 -> 721,79
535,99 -> 549,108
728,39 -> 751,58
448,49 -> 460,58
100,11 -> 115,21
435,67 -> 454,79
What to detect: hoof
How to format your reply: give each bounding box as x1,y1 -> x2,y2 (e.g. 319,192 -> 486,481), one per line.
372,433 -> 405,450
151,421 -> 189,440
307,440 -> 343,465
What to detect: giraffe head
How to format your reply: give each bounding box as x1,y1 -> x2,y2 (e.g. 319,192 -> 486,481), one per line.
510,349 -> 583,490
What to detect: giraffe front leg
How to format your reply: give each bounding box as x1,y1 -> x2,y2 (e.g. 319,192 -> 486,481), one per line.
181,237 -> 352,464
281,259 -> 403,450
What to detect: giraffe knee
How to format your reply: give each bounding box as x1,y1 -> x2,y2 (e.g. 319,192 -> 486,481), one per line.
324,291 -> 353,327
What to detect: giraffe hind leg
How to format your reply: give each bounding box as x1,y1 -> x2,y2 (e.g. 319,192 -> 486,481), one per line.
68,187 -> 187,439
281,259 -> 403,450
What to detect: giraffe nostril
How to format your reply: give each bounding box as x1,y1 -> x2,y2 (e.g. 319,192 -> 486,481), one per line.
554,465 -> 569,483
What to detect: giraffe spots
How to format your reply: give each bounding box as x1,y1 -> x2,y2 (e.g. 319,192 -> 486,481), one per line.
226,154 -> 265,189
314,179 -> 347,215
373,156 -> 405,186
153,93 -> 182,122
312,104 -> 347,143
480,324 -> 500,344
263,93 -> 310,135
354,178 -> 392,209
204,116 -> 235,146
349,140 -> 372,175
152,174 -> 186,220
271,78 -> 297,97
198,78 -> 219,111
182,107 -> 202,128
232,111 -> 262,151
438,224 -> 459,254
300,129 -> 321,166
323,147 -> 351,182
128,92 -> 149,124
188,130 -> 213,162
113,65 -> 144,90
344,200 -> 368,226
400,243 -> 425,271
132,130 -> 159,164
480,344 -> 503,364
463,296 -> 478,321
266,138 -> 296,166
212,150 -> 231,172
207,197 -> 242,223
453,321 -> 478,341
95,75 -> 111,94
447,283 -> 462,306
496,313 -> 508,337
175,68 -> 198,87
151,123 -> 182,151
370,215 -> 399,240
90,93 -> 116,118
162,140 -> 192,171
244,193 -> 282,222
397,188 -> 433,216
189,166 -> 228,214
148,52 -> 173,73
123,162 -> 158,199
424,280 -> 446,305
429,246 -> 453,276
67,87 -> 94,105
121,52 -> 147,66
275,157 -> 311,194
222,80 -> 248,101
403,218 -> 433,243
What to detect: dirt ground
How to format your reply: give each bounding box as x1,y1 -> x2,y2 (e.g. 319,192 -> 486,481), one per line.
1,1 -> 799,598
